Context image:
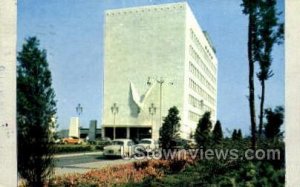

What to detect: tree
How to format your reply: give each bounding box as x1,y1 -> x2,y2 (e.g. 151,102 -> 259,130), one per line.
17,37 -> 57,186
159,106 -> 181,150
256,0 -> 284,136
237,129 -> 243,140
212,120 -> 223,144
232,129 -> 243,141
195,112 -> 212,149
241,0 -> 260,148
232,129 -> 238,141
264,106 -> 284,140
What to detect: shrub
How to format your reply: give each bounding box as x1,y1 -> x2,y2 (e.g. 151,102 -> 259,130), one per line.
50,160 -> 171,186
160,107 -> 181,151
94,140 -> 111,150
17,37 -> 57,187
195,112 -> 212,150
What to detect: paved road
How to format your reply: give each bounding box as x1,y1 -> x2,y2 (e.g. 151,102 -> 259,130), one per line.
55,154 -> 103,167
54,153 -> 136,176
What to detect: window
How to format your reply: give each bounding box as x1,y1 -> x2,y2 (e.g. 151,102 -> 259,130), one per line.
189,78 -> 215,105
189,29 -> 217,78
113,141 -> 124,146
188,111 -> 201,122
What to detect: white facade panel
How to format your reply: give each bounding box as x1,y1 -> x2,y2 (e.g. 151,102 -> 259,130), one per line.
69,117 -> 80,137
103,2 -> 218,140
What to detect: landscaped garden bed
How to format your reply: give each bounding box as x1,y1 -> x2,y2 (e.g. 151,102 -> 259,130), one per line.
48,151 -> 195,187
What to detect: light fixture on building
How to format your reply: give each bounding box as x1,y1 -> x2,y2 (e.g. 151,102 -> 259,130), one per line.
146,77 -> 152,86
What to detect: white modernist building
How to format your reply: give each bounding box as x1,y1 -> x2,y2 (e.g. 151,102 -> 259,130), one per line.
102,2 -> 218,141
69,117 -> 80,137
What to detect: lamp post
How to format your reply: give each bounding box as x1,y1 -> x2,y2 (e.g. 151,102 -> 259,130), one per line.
111,103 -> 119,140
76,103 -> 83,116
149,103 -> 156,126
149,103 -> 156,139
157,77 -> 165,128
147,77 -> 173,129
75,104 -> 83,137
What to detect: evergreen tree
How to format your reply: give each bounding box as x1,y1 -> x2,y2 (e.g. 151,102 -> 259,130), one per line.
237,129 -> 243,140
17,37 -> 57,186
264,106 -> 284,140
195,112 -> 212,149
159,106 -> 181,150
232,129 -> 238,141
212,120 -> 223,144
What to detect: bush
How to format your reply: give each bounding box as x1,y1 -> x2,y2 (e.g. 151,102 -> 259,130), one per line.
55,145 -> 93,154
94,140 -> 112,150
50,160 -> 166,186
49,158 -> 196,186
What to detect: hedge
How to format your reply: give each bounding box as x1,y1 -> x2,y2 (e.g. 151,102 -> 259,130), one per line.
55,145 -> 93,154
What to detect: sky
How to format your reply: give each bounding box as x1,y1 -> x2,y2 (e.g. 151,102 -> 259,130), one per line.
17,0 -> 284,136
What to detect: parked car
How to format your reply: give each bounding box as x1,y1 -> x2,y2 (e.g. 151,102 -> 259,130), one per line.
62,136 -> 83,144
103,139 -> 135,158
102,137 -> 112,142
136,139 -> 158,154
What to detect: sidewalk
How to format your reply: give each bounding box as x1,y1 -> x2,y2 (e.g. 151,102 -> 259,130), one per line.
54,151 -> 103,158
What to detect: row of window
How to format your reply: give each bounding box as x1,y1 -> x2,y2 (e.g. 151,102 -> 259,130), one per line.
188,111 -> 201,122
188,110 -> 216,123
204,46 -> 214,61
188,94 -> 211,112
189,45 -> 216,84
189,78 -> 215,105
189,61 -> 216,94
190,29 -> 217,73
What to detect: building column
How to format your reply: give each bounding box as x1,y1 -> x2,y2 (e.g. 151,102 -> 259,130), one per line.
126,127 -> 130,139
113,127 -> 116,140
102,127 -> 105,140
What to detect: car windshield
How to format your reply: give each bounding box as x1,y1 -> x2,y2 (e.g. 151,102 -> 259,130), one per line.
112,141 -> 124,146
139,140 -> 151,144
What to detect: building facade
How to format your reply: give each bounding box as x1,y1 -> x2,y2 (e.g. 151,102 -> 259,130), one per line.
102,2 -> 218,141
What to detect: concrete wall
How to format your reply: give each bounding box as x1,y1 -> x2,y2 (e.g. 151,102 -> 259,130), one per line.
103,3 -> 187,140
69,117 -> 80,137
88,120 -> 97,141
103,2 -> 218,139
0,0 -> 17,185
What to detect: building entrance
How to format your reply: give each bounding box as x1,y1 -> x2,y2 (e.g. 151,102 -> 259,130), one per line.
103,127 -> 151,143
130,127 -> 151,143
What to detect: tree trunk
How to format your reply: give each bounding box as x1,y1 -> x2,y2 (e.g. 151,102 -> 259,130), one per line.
248,10 -> 257,149
258,80 -> 265,136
